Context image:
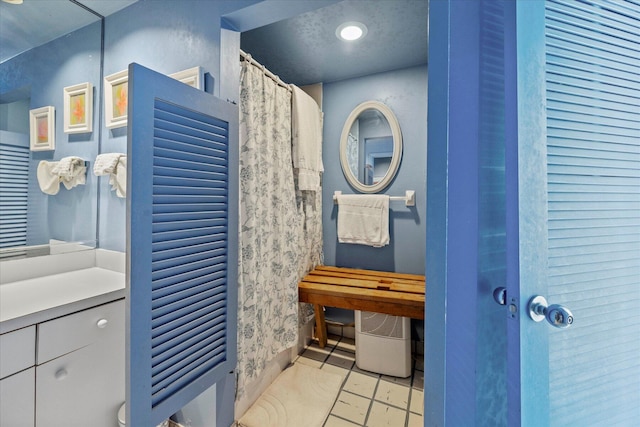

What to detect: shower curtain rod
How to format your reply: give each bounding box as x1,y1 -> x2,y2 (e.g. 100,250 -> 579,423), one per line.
240,49 -> 293,92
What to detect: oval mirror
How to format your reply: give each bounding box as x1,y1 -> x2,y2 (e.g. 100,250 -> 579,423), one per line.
339,101 -> 402,193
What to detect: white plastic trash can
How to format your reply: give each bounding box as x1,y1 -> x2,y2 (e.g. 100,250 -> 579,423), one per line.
355,310 -> 411,377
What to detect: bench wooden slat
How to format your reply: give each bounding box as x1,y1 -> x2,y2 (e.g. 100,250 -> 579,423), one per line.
315,265 -> 425,282
299,281 -> 425,304
300,292 -> 425,320
299,286 -> 424,319
302,275 -> 424,294
307,271 -> 424,288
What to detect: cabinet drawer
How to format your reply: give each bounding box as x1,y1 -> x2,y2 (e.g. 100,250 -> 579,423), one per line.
0,326 -> 35,379
37,299 -> 124,364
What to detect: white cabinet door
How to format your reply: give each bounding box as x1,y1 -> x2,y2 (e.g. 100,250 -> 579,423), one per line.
35,312 -> 124,426
0,368 -> 35,427
0,326 -> 35,379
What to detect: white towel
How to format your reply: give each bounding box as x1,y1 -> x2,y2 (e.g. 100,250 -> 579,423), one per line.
291,85 -> 324,191
60,165 -> 86,190
95,154 -> 127,198
109,156 -> 127,198
37,161 -> 61,195
93,153 -> 123,176
51,156 -> 86,190
336,194 -> 390,247
51,156 -> 84,178
37,159 -> 86,194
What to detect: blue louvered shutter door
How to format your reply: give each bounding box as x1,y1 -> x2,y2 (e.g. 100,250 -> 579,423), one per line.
126,63 -> 238,427
511,1 -> 640,425
0,135 -> 29,249
544,1 -> 640,425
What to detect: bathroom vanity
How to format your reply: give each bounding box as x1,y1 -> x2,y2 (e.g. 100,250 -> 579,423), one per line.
0,249 -> 126,427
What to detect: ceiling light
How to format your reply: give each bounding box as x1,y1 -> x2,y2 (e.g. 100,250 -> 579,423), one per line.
2,0 -> 24,4
336,22 -> 368,42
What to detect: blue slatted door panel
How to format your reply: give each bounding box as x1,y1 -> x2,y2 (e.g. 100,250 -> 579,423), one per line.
476,2 -> 508,425
127,63 -> 239,427
0,141 -> 29,249
544,1 -> 640,425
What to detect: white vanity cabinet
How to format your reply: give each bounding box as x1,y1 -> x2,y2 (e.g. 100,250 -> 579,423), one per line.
0,326 -> 36,427
0,252 -> 126,426
0,299 -> 125,427
35,299 -> 125,427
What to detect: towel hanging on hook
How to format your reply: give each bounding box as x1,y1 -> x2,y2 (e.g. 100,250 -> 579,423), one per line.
37,157 -> 87,194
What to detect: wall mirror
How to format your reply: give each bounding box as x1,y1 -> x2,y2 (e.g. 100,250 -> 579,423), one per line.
339,101 -> 402,193
0,1 -> 103,260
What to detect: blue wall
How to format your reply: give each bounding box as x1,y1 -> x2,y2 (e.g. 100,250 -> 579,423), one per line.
322,65 -> 428,276
1,0 -> 427,272
1,0 -> 264,253
0,22 -> 102,247
98,0 -> 261,252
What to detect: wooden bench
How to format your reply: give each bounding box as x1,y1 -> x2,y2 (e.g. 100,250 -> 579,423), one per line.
298,266 -> 425,348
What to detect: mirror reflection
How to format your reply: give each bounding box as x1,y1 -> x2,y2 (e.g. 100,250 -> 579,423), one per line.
340,101 -> 402,193
0,1 -> 102,259
346,108 -> 394,186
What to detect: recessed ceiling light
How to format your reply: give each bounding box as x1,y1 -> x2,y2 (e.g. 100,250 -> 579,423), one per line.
336,21 -> 368,42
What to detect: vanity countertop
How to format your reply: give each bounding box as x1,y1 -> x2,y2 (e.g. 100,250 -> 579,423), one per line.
0,267 -> 125,334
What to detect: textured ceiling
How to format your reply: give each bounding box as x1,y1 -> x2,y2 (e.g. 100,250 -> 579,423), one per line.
240,0 -> 428,86
1,0 -> 428,82
0,0 -> 138,63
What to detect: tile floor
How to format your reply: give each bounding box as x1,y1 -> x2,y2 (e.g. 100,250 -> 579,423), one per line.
293,334 -> 424,427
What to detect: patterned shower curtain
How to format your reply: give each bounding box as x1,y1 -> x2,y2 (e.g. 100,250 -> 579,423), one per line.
294,172 -> 323,328
237,60 -> 322,397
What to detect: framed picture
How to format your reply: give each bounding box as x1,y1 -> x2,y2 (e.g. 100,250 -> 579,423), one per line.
170,66 -> 203,90
63,82 -> 93,134
104,69 -> 128,129
29,106 -> 55,151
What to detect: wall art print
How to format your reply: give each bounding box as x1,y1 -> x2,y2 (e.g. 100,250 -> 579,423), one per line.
63,82 -> 93,134
104,69 -> 128,129
29,106 -> 55,151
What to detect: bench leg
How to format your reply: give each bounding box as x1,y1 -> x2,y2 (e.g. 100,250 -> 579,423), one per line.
314,304 -> 327,348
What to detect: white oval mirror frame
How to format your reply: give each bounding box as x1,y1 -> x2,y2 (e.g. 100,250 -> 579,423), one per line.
339,101 -> 403,193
